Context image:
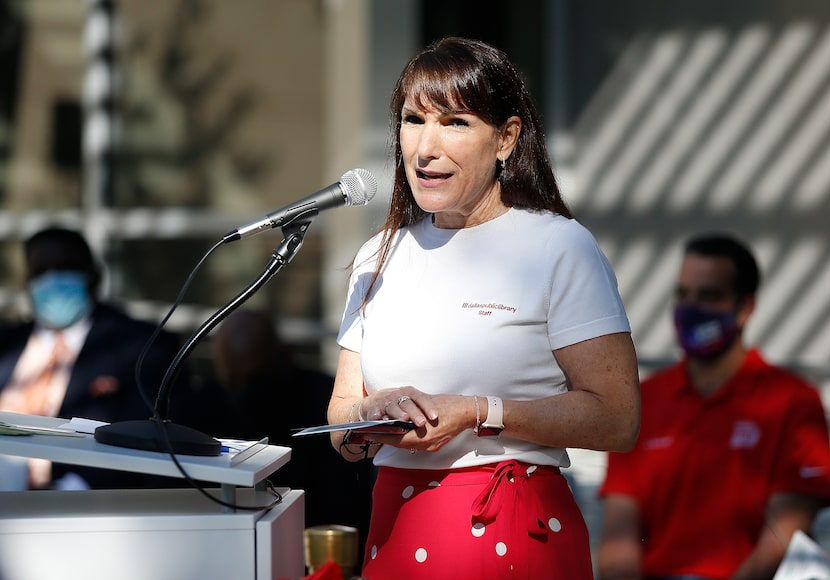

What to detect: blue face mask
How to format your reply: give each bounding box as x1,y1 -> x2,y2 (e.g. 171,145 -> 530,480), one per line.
673,303 -> 739,359
28,271 -> 93,329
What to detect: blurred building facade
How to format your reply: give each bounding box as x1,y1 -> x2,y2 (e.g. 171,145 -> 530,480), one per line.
0,0 -> 373,370
1,0 -> 829,552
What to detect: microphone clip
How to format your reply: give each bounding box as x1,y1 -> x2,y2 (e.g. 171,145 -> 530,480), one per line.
273,218 -> 313,266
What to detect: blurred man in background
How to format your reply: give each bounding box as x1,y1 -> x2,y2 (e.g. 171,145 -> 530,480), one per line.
0,226 -> 183,489
598,233 -> 830,580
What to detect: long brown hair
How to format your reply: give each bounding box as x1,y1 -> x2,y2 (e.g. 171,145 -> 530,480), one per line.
363,37 -> 572,307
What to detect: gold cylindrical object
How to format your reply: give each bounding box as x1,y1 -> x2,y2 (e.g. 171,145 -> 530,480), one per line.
304,524 -> 359,578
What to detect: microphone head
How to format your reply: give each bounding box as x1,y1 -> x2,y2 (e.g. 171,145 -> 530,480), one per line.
340,168 -> 377,206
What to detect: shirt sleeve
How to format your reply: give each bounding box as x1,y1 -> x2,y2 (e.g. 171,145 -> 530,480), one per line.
769,383 -> 830,501
546,220 -> 631,350
600,448 -> 643,500
336,235 -> 383,353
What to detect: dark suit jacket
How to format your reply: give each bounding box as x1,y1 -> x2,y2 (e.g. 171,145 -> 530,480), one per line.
0,303 -> 183,488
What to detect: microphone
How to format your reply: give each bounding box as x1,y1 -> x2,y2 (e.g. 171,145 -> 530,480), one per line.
223,168 -> 377,243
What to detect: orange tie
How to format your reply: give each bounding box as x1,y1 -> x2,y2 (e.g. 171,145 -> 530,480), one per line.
1,332 -> 70,417
0,332 -> 70,489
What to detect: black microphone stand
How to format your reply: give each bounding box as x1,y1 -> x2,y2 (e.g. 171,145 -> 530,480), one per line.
95,218 -> 315,456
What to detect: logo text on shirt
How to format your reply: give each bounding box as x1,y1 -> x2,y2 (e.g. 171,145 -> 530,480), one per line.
461,302 -> 517,317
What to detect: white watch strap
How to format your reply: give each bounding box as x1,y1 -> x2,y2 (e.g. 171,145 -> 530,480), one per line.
484,396 -> 504,429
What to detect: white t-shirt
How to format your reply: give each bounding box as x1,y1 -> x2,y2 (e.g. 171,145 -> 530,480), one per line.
338,208 -> 631,469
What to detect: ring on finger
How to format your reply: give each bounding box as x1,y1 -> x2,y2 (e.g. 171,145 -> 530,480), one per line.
397,395 -> 411,405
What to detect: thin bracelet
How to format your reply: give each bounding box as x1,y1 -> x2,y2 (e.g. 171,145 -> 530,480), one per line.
357,398 -> 367,422
473,395 -> 481,434
347,400 -> 359,423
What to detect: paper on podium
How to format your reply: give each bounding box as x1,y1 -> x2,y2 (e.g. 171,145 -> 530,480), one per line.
60,417 -> 108,434
0,420 -> 85,437
219,437 -> 269,466
292,419 -> 416,437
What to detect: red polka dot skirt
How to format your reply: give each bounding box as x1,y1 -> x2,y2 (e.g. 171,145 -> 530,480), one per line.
362,460 -> 593,579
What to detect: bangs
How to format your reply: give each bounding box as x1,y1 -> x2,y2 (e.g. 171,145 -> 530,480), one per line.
398,57 -> 496,122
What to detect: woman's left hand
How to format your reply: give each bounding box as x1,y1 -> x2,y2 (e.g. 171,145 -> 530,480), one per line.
359,386 -> 435,426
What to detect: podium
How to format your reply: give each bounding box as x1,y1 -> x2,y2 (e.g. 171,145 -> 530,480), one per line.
0,411 -> 305,580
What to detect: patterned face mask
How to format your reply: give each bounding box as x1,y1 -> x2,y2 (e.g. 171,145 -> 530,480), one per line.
673,303 -> 739,359
28,270 -> 93,329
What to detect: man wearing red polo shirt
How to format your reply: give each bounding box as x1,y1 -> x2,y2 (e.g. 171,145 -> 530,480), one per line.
598,234 -> 830,580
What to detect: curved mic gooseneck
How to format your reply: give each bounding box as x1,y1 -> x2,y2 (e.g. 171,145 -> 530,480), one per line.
94,168 -> 376,456
94,219 -> 314,456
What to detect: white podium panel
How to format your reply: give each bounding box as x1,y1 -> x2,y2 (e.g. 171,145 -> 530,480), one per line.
257,491 -> 307,580
0,488 -> 304,580
0,412 -> 305,580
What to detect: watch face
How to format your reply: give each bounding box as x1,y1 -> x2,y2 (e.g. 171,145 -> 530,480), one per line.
477,426 -> 503,437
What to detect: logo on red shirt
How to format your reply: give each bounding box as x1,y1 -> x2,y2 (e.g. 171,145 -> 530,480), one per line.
730,420 -> 761,449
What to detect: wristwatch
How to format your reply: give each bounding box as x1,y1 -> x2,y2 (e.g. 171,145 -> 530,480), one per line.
477,396 -> 504,437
